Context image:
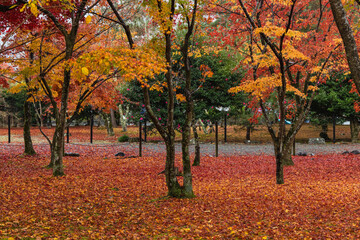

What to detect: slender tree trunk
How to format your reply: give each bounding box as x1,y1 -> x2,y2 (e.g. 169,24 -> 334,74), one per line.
118,104 -> 130,132
350,117 -> 359,142
51,116 -> 65,176
329,0 -> 360,93
110,108 -> 117,127
165,138 -> 183,197
192,120 -> 200,166
102,112 -> 114,136
274,142 -> 284,184
181,128 -> 195,198
50,67 -> 71,176
180,98 -> 195,198
246,126 -> 251,141
23,97 -> 36,155
283,138 -> 294,166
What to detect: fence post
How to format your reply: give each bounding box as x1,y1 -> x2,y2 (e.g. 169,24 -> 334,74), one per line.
224,113 -> 227,143
215,121 -> 218,157
144,118 -> 147,142
90,115 -> 94,144
8,115 -> 11,143
66,126 -> 70,143
139,121 -> 142,157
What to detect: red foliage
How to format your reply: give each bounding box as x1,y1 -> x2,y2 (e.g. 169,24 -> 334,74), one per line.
1,140 -> 360,238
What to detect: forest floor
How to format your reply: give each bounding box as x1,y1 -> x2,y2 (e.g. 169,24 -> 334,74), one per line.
1,125 -> 360,239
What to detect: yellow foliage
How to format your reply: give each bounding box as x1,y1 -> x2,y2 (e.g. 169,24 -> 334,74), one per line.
85,15 -> 92,24
267,0 -> 293,6
287,84 -> 305,98
8,82 -> 26,94
176,93 -> 186,102
307,85 -> 318,92
254,22 -> 307,40
283,44 -> 310,62
229,74 -> 282,99
81,67 -> 89,76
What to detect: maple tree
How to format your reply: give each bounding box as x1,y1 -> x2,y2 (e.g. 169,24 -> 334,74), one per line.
207,0 -> 341,184
107,0 -> 203,198
1,0 -> 166,176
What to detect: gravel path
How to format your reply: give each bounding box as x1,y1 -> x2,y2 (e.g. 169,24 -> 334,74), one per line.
2,142 -> 360,157
138,142 -> 360,156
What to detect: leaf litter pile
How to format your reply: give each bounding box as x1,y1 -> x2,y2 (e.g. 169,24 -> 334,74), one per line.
1,143 -> 360,239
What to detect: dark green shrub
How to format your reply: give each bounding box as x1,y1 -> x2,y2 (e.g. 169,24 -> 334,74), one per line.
118,135 -> 130,142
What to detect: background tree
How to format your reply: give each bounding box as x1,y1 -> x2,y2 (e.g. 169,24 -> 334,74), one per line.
209,0 -> 339,184
311,72 -> 360,142
329,0 -> 360,93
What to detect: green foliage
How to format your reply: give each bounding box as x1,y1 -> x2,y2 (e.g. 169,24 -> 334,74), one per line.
310,73 -> 360,124
118,134 -> 130,142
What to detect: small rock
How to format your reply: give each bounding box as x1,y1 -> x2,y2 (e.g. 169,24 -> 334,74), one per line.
308,138 -> 325,144
351,150 -> 360,155
64,152 -> 80,157
115,152 -> 125,157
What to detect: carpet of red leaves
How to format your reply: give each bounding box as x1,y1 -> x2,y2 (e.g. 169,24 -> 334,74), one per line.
1,139 -> 360,239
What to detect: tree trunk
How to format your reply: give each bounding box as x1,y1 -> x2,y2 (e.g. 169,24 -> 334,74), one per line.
320,123 -> 330,140
165,139 -> 183,197
274,141 -> 284,184
118,104 -> 130,132
350,117 -> 359,142
276,153 -> 284,184
192,121 -> 200,166
110,108 -> 117,127
181,128 -> 195,198
23,97 -> 36,155
283,138 -> 294,166
329,0 -> 360,93
102,112 -> 114,136
51,117 -> 65,176
246,126 -> 251,141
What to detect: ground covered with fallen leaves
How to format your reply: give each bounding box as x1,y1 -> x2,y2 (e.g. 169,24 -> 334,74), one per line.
1,141 -> 360,239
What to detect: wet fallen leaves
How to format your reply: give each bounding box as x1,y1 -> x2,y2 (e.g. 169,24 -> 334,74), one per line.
1,143 -> 360,239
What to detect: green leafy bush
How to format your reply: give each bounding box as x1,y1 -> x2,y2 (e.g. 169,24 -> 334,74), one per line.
118,135 -> 130,142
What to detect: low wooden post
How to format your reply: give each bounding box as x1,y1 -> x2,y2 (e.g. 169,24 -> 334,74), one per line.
215,121 -> 218,157
224,113 -> 227,143
66,126 -> 70,143
144,118 -> 147,142
333,115 -> 336,144
139,121 -> 142,157
90,115 -> 94,144
8,115 -> 11,143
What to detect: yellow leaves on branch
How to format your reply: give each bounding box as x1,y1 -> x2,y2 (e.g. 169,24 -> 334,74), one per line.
229,74 -> 282,99
229,73 -> 310,100
267,0 -> 294,7
81,67 -> 89,76
254,22 -> 307,41
85,15 -> 92,24
176,93 -> 186,102
74,47 -> 167,85
282,44 -> 310,62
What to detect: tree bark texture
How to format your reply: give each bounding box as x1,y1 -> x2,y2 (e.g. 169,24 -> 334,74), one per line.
192,121 -> 200,166
329,0 -> 360,92
110,108 -> 117,127
23,97 -> 36,155
350,117 -> 359,142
